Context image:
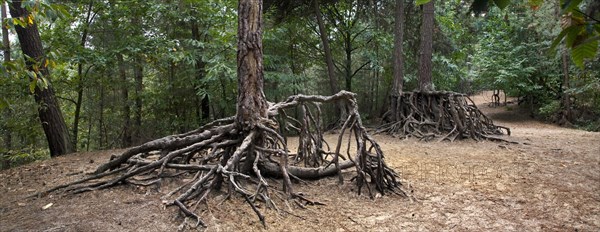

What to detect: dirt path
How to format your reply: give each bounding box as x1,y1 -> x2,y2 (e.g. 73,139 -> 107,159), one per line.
1,92 -> 599,231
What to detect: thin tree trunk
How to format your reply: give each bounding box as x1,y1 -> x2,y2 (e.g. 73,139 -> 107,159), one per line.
314,0 -> 346,127
313,0 -> 339,95
2,2 -> 12,152
344,31 -> 352,91
417,0 -> 434,92
98,85 -> 105,149
556,0 -> 572,125
391,0 -> 405,120
560,48 -> 572,124
2,2 -> 11,168
86,109 -> 93,151
1,2 -> 8,69
133,58 -> 143,144
72,0 -> 95,151
9,0 -> 73,156
191,20 -> 210,122
117,54 -> 131,147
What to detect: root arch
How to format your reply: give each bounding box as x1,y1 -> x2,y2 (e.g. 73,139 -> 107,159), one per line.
378,91 -> 510,142
39,91 -> 404,227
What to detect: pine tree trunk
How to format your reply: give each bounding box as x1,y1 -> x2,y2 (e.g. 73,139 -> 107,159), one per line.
236,0 -> 268,128
417,0 -> 434,92
9,0 -> 73,156
391,0 -> 405,120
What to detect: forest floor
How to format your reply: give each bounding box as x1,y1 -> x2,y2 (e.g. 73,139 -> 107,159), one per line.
1,92 -> 599,231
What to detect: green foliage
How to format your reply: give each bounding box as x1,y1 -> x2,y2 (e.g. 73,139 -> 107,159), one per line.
538,100 -> 561,119
2,0 -> 599,157
416,0 -> 431,6
493,0 -> 511,9
0,147 -> 50,170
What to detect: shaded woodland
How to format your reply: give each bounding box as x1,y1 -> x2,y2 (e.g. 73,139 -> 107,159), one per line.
0,0 -> 598,196
0,0 -> 599,229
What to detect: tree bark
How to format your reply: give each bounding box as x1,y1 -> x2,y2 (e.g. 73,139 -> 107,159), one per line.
417,0 -> 434,92
391,0 -> 405,120
236,0 -> 268,128
313,0 -> 339,95
2,2 -> 12,151
191,20 -> 210,122
9,0 -> 73,156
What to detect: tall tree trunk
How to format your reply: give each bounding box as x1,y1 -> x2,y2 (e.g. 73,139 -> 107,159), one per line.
1,2 -> 8,69
117,54 -> 131,147
560,48 -> 572,124
2,2 -> 11,169
9,0 -> 73,156
391,0 -> 405,120
555,0 -> 572,125
191,20 -> 210,122
133,58 -> 143,144
98,84 -> 105,149
344,31 -> 352,91
72,0 -> 95,151
2,2 -> 12,152
237,0 -> 268,128
314,0 -> 346,127
417,0 -> 434,92
313,0 -> 339,95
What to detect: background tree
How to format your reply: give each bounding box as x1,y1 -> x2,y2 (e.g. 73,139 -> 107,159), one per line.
1,2 -> 11,168
390,0 -> 405,121
8,0 -> 73,156
418,0 -> 434,92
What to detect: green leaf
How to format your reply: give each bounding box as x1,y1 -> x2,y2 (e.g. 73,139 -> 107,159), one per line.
29,80 -> 37,93
416,0 -> 431,6
51,4 -> 72,19
564,26 -> 583,47
561,0 -> 583,13
493,0 -> 510,9
571,39 -> 598,68
0,98 -> 8,110
549,26 -> 580,53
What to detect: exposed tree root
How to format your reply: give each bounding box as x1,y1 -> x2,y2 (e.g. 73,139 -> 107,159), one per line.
378,91 -> 510,142
38,91 -> 405,227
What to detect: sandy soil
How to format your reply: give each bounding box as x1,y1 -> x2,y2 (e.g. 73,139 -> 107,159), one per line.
1,92 -> 599,231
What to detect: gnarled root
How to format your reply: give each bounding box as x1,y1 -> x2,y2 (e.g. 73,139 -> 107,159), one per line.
39,91 -> 404,227
378,91 -> 510,142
